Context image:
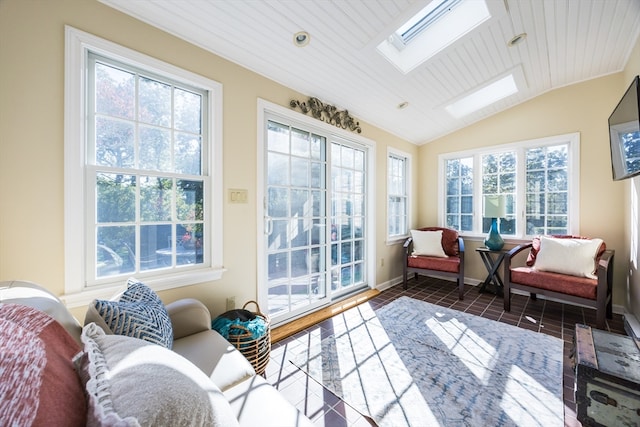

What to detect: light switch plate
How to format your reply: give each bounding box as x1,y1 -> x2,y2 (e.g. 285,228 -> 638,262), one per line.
228,188 -> 248,203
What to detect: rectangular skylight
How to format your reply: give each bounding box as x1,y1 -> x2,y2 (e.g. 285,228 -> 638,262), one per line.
445,68 -> 526,118
378,0 -> 501,74
393,0 -> 463,49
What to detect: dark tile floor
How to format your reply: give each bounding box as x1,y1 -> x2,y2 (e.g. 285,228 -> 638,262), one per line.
265,276 -> 626,426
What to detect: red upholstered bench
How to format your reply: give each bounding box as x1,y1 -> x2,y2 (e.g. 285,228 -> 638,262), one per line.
503,235 -> 614,329
403,227 -> 465,300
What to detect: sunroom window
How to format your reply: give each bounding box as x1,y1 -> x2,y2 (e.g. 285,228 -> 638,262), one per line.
89,55 -> 207,281
64,27 -> 223,306
440,133 -> 580,239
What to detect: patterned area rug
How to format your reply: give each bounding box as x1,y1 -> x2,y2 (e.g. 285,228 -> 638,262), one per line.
289,296 -> 564,427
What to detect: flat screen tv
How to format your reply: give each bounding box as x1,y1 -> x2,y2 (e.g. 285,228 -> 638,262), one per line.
609,75 -> 640,181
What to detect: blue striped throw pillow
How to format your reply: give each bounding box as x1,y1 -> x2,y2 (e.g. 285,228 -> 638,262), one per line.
91,279 -> 173,349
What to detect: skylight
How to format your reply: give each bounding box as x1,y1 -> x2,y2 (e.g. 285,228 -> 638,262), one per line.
377,0 -> 501,74
390,0 -> 463,50
445,68 -> 526,118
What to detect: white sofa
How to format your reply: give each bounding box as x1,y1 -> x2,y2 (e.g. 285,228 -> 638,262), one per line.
0,280 -> 313,427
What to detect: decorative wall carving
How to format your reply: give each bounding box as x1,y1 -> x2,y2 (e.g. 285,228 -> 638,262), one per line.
290,97 -> 362,134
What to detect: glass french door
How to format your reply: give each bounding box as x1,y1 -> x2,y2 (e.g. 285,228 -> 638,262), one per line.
263,118 -> 367,323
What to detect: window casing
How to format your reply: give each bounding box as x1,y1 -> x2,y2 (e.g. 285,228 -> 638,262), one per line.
439,133 -> 580,239
387,149 -> 411,241
64,27 -> 224,306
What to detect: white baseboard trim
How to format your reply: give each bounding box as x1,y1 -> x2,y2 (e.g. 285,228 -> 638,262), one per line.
375,276 -> 403,291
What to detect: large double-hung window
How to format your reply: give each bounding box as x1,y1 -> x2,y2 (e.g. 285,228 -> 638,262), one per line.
440,133 -> 580,239
64,27 -> 223,305
89,54 -> 207,276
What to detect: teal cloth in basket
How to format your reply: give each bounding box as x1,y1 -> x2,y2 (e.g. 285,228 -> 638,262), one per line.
212,315 -> 267,340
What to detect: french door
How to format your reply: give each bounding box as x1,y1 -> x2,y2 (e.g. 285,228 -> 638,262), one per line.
262,117 -> 368,324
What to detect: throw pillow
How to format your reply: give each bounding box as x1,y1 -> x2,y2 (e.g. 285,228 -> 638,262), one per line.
0,304 -> 87,427
410,229 -> 448,258
78,323 -> 240,427
534,236 -> 604,278
526,235 -> 606,266
85,278 -> 173,349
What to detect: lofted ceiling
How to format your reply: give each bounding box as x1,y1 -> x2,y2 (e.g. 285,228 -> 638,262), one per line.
100,0 -> 640,145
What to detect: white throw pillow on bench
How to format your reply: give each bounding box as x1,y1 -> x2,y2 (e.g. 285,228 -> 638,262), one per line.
534,236 -> 603,279
410,229 -> 448,258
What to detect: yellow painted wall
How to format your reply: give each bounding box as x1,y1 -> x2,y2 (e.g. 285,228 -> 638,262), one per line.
0,0 -> 417,320
418,73 -> 630,306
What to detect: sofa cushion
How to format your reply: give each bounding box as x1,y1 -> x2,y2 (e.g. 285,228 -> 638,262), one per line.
78,323 -> 240,427
0,304 -> 86,427
534,236 -> 604,278
85,278 -> 173,349
510,267 -> 598,300
407,254 -> 460,273
172,329 -> 256,392
410,229 -> 448,258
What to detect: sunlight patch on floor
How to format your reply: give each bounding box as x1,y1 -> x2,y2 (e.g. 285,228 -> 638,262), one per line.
501,364 -> 564,426
296,304 -> 442,426
426,313 -> 497,385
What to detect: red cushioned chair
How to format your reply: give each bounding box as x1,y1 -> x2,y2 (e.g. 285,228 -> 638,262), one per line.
403,227 -> 465,300
503,235 -> 614,329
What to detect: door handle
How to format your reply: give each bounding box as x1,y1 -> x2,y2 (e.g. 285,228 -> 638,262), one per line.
265,216 -> 273,235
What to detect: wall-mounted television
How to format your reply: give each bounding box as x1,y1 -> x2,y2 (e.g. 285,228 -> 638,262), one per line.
609,75 -> 640,181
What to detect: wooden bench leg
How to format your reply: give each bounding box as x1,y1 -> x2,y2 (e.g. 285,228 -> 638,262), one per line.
403,268 -> 408,290
596,310 -> 606,330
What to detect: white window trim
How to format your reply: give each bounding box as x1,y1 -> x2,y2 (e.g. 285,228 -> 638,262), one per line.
63,26 -> 224,308
386,147 -> 412,244
437,132 -> 580,240
255,99 -> 377,316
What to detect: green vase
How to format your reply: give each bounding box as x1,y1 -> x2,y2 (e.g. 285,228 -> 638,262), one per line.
484,218 -> 504,251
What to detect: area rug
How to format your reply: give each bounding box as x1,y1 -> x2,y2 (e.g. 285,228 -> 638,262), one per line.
289,296 -> 564,427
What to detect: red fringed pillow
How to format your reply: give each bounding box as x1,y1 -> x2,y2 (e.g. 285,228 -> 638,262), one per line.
0,304 -> 86,427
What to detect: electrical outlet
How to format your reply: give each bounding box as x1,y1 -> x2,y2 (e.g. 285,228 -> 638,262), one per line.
226,296 -> 236,311
380,258 -> 385,267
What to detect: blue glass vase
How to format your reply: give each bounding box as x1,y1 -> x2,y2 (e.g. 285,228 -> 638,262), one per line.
484,218 -> 504,251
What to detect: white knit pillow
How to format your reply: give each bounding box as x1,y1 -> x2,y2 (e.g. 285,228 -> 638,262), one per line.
78,323 -> 239,427
410,230 -> 448,258
534,236 -> 603,279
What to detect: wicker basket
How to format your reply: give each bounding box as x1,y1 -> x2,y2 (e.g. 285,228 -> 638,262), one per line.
226,301 -> 271,376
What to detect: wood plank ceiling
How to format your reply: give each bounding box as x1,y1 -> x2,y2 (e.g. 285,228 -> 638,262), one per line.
100,0 -> 640,145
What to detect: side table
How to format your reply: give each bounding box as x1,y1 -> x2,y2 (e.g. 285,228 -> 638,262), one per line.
476,247 -> 507,296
